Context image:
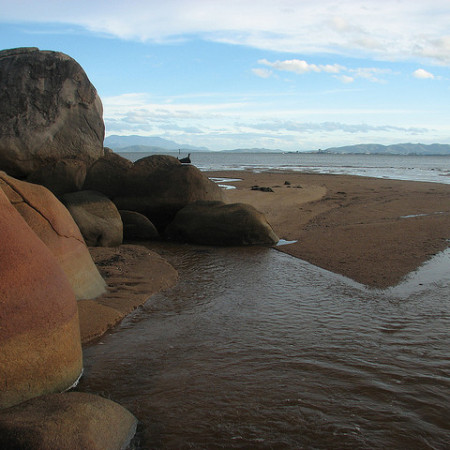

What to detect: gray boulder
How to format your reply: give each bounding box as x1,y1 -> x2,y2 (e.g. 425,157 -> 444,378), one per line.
26,158 -> 87,196
166,200 -> 279,246
0,47 -> 104,178
83,148 -> 133,199
62,190 -> 123,247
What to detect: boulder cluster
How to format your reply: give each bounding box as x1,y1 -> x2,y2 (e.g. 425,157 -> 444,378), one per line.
0,47 -> 278,448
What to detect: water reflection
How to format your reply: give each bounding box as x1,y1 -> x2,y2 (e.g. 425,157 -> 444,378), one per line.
78,244 -> 450,449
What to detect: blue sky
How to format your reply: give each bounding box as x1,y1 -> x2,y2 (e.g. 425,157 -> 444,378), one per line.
1,0 -> 449,151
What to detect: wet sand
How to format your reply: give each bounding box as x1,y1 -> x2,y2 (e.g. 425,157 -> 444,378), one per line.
207,170 -> 450,288
78,245 -> 178,345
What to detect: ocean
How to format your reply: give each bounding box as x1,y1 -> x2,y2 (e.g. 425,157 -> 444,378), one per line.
119,151 -> 450,184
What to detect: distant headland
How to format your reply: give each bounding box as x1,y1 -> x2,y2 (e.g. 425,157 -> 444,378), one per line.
105,135 -> 450,156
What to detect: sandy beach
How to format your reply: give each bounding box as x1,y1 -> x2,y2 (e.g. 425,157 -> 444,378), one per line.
207,170 -> 450,288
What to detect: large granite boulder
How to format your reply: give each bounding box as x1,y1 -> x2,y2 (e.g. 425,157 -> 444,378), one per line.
84,153 -> 225,231
0,392 -> 137,449
0,47 -> 104,178
0,188 -> 83,409
83,147 -> 133,198
26,158 -> 88,196
165,200 -> 280,246
0,172 -> 106,300
62,190 -> 123,247
120,209 -> 160,240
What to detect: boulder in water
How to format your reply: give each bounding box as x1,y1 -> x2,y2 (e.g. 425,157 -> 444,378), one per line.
165,200 -> 279,246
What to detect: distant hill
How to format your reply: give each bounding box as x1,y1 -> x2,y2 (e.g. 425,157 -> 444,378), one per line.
104,135 -> 209,151
324,143 -> 450,155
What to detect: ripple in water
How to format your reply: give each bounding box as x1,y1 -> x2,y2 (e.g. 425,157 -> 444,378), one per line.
78,244 -> 450,449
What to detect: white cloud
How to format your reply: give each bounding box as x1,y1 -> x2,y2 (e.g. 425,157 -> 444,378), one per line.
413,68 -> 435,79
252,68 -> 272,78
335,75 -> 355,84
258,59 -> 344,75
3,0 -> 450,65
255,59 -> 393,83
348,67 -> 393,83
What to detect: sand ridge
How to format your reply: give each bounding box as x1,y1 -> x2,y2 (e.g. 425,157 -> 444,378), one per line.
207,170 -> 450,288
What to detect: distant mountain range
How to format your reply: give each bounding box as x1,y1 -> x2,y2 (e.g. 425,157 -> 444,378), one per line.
323,143 -> 450,155
104,135 -> 450,155
104,135 -> 208,152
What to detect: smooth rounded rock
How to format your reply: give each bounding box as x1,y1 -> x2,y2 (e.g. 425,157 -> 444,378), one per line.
62,190 -> 123,247
120,210 -> 159,240
166,200 -> 279,246
26,158 -> 87,196
0,188 -> 83,409
0,171 -> 106,300
0,392 -> 137,450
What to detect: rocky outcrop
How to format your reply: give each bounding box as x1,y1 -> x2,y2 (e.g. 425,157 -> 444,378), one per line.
0,172 -> 106,300
120,210 -> 159,240
62,190 -> 123,247
0,188 -> 83,409
165,200 -> 279,246
0,392 -> 137,449
0,47 -> 104,178
84,153 -> 225,230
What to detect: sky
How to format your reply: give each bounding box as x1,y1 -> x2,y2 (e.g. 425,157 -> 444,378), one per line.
1,0 -> 449,151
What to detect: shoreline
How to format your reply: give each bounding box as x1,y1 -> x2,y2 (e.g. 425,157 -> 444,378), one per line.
78,170 -> 450,344
206,170 -> 450,288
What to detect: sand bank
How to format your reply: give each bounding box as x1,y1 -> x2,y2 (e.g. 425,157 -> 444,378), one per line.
206,170 -> 450,288
78,245 -> 178,345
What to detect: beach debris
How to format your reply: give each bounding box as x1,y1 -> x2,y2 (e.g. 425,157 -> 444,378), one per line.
251,185 -> 274,192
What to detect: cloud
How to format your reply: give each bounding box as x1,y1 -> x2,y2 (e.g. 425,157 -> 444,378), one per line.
258,59 -> 344,75
240,120 -> 429,134
335,75 -> 355,84
255,59 -> 393,83
413,68 -> 435,79
252,68 -> 273,78
2,0 -> 450,65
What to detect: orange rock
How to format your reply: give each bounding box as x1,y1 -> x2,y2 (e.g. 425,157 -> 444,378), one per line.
0,188 -> 83,408
0,172 -> 106,300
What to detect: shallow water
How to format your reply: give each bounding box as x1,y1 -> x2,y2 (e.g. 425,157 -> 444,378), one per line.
78,244 -> 450,449
120,152 -> 450,185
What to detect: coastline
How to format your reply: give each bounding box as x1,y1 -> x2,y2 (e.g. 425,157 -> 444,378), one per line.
206,170 -> 450,288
